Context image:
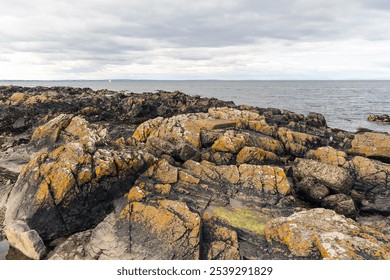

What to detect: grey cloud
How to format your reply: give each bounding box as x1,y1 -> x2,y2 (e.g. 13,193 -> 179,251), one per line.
1,0 -> 390,78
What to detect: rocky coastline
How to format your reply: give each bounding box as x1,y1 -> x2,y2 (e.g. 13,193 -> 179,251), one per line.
0,85 -> 389,260
368,114 -> 390,124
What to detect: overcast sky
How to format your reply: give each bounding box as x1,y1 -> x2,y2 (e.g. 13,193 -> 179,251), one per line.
1,0 -> 390,80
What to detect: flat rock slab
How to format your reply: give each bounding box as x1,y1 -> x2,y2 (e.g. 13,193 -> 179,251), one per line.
192,119 -> 237,130
348,132 -> 390,162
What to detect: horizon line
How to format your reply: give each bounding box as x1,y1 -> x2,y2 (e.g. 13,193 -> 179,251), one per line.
1,78 -> 390,82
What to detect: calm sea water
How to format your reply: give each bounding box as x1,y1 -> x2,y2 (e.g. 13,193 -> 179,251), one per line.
1,80 -> 389,133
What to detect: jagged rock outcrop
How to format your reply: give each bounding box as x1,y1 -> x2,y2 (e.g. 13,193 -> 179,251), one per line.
293,158 -> 353,194
1,86 -> 389,260
3,116 -> 155,259
348,156 -> 390,213
49,199 -> 201,260
306,146 -> 348,167
265,208 -> 390,260
367,114 -> 390,123
277,127 -> 321,157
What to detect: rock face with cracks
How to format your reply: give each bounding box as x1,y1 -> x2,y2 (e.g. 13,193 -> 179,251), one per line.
4,115 -> 155,259
0,85 -> 389,260
265,208 -> 390,260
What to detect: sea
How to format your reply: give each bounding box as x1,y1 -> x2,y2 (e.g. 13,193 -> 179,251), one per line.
1,80 -> 389,133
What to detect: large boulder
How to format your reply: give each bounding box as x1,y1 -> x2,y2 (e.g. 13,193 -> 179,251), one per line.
349,156 -> 390,213
277,128 -> 321,157
306,146 -> 347,167
348,132 -> 390,162
208,107 -> 276,136
4,117 -> 155,259
293,158 -> 353,194
265,208 -> 390,259
31,114 -> 107,151
132,107 -> 277,162
296,177 -> 330,204
86,199 -> 200,260
49,200 -> 202,260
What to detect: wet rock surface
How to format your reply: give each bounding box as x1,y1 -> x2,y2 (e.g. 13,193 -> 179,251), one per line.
0,85 -> 389,260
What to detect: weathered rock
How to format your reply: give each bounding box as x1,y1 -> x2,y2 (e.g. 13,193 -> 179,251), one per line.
4,223 -> 47,260
238,164 -> 291,195
245,134 -> 285,156
348,132 -> 390,162
1,85 -> 389,260
4,117 -> 155,252
296,177 -> 330,204
133,108 -> 276,162
86,200 -> 201,259
5,145 -> 154,242
306,112 -> 327,128
277,127 -> 321,157
133,113 -> 213,161
182,160 -> 240,186
31,114 -> 73,149
48,230 -> 93,260
0,239 -> 9,260
201,217 -> 240,260
212,130 -> 247,154
306,146 -> 347,167
293,158 -> 353,194
208,107 -> 276,136
367,114 -> 390,123
236,146 -> 280,165
31,114 -> 107,152
357,215 -> 390,240
148,159 -> 179,184
265,208 -> 390,259
348,156 -> 390,213
321,194 -> 357,218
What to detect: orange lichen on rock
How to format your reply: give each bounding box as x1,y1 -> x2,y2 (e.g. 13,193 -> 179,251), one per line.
155,183 -> 171,195
248,119 -> 276,136
154,159 -> 178,184
35,181 -> 50,203
178,171 -> 200,184
127,186 -> 148,202
94,151 -> 117,180
121,200 -> 200,251
182,160 -> 239,185
202,217 -> 240,260
31,114 -> 73,146
238,164 -> 291,195
25,94 -> 49,105
265,208 -> 390,260
47,167 -> 76,203
306,146 -> 347,167
348,132 -> 390,160
277,127 -> 320,156
236,146 -> 279,164
9,92 -> 28,104
211,130 -> 246,154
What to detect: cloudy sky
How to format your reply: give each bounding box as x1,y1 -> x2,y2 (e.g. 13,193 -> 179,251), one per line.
1,0 -> 390,80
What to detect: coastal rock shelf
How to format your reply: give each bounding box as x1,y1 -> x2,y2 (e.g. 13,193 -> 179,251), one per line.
367,114 -> 390,124
0,85 -> 389,260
